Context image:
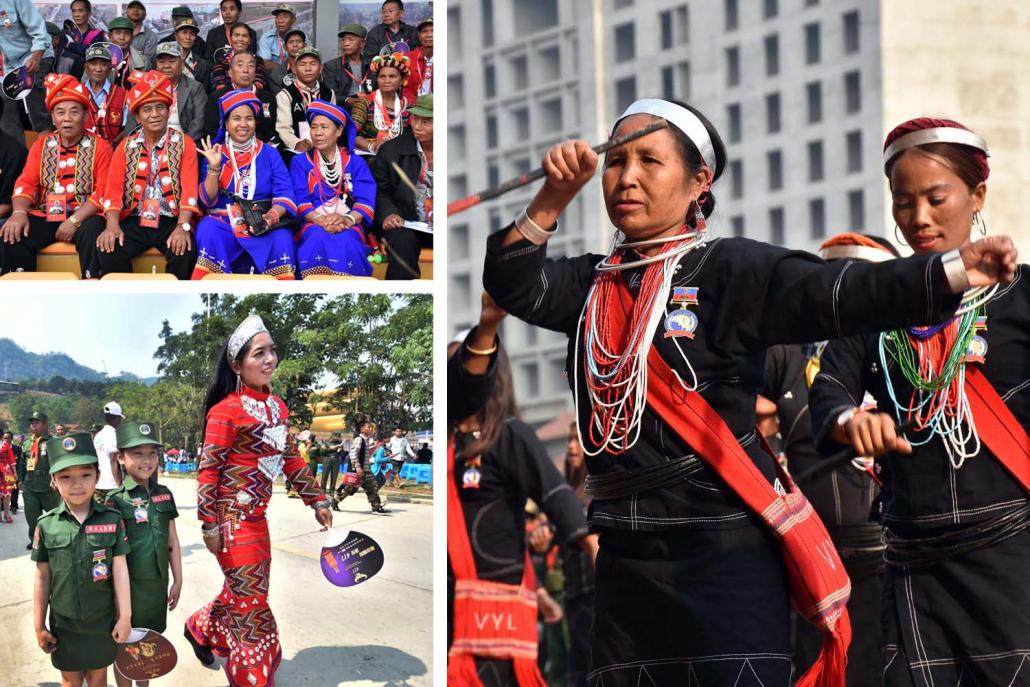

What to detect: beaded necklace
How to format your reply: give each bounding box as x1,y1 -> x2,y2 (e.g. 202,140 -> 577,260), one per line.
575,226 -> 708,456
877,286 -> 997,468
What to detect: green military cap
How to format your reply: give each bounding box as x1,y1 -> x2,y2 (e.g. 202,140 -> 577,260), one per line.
108,16 -> 134,31
116,421 -> 161,450
294,46 -> 321,62
155,42 -> 183,59
284,28 -> 306,43
45,21 -> 62,37
170,6 -> 193,19
417,18 -> 433,31
47,432 -> 99,474
85,43 -> 112,61
29,411 -> 48,423
408,93 -> 433,118
338,23 -> 367,39
90,423 -> 104,433
271,4 -> 295,16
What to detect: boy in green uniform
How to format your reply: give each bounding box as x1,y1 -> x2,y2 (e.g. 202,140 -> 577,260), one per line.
106,421 -> 183,687
21,411 -> 59,549
32,432 -> 132,687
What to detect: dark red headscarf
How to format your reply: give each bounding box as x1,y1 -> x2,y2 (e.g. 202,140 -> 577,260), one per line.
883,117 -> 990,181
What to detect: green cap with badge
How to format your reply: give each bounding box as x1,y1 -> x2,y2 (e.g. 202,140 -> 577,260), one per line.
116,422 -> 161,450
47,432 -> 99,474
29,411 -> 48,423
408,93 -> 433,118
338,23 -> 367,39
294,45 -> 321,62
85,43 -> 112,62
108,16 -> 134,31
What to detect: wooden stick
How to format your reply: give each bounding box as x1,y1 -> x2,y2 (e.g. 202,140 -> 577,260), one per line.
446,120 -> 669,217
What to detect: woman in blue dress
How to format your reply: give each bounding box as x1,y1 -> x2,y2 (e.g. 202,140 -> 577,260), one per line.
289,100 -> 376,278
193,90 -> 299,279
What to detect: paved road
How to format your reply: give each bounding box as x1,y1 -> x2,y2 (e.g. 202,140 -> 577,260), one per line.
0,477 -> 432,686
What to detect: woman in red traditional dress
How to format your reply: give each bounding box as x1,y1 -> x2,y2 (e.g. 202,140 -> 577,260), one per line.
185,313 -> 332,687
0,432 -> 17,523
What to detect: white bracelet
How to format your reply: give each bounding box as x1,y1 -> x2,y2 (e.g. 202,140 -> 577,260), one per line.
940,249 -> 970,294
515,206 -> 558,245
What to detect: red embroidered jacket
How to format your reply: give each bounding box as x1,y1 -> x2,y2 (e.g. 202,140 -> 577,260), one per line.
101,127 -> 200,221
12,132 -> 112,217
197,386 -> 324,525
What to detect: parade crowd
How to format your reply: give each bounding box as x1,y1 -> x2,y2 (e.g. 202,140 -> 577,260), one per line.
0,0 -> 433,280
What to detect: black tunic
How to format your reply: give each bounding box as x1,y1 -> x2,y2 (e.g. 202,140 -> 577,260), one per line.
809,266 -> 1030,686
483,231 -> 962,685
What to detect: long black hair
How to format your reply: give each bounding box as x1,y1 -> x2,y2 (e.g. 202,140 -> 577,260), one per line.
201,337 -> 258,434
457,342 -> 519,460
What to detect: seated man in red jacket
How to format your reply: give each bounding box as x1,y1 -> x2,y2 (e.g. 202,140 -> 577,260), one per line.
0,74 -> 111,276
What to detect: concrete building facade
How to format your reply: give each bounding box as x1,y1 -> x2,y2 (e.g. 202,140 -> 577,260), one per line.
447,0 -> 1030,436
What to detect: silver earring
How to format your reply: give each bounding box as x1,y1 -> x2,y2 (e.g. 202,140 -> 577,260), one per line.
894,224 -> 908,246
974,211 -> 987,236
235,373 -> 242,394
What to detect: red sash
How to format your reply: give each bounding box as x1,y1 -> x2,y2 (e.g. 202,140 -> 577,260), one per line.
608,279 -> 851,687
965,367 -> 1030,494
447,439 -> 546,687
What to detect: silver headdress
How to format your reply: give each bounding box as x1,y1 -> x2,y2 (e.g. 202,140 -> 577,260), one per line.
227,313 -> 270,362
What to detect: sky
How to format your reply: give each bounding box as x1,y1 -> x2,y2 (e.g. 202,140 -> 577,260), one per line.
0,294 -> 203,378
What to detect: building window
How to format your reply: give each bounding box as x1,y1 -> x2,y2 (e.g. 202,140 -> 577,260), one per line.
848,189 -> 864,230
677,61 -> 691,99
805,0 -> 818,5
481,0 -> 494,47
449,125 -> 467,160
614,23 -> 635,62
510,54 -> 528,90
765,92 -> 781,133
844,71 -> 861,113
484,63 -> 496,99
727,103 -> 742,143
730,159 -> 743,199
448,7 -> 462,59
804,22 -> 820,64
487,162 -> 499,188
767,150 -> 783,191
675,5 -> 689,44
450,273 -> 471,313
807,140 -> 824,181
539,98 -> 562,131
725,0 -> 738,31
537,45 -> 561,82
763,0 -> 778,19
731,215 -> 745,237
846,130 -> 862,172
805,81 -> 822,123
485,113 -> 498,148
514,0 -> 558,35
809,199 -> 826,239
449,174 -> 467,199
452,223 -> 470,261
614,0 -> 633,7
661,65 -> 674,99
659,10 -> 673,49
726,46 -> 740,87
615,77 -> 637,112
521,361 -> 541,399
843,11 -> 860,54
489,208 -> 502,233
511,107 -> 529,140
764,34 -> 779,76
770,207 -> 785,244
449,75 -> 465,110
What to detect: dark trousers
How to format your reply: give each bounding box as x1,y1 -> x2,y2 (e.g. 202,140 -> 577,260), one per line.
0,214 -> 103,277
10,485 -> 18,511
97,215 -> 196,279
335,468 -> 382,509
384,227 -> 431,280
23,488 -> 59,543
320,456 -> 340,494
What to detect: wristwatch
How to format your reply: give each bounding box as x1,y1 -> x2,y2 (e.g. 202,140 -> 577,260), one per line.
68,215 -> 82,228
836,407 -> 861,427
178,222 -> 192,233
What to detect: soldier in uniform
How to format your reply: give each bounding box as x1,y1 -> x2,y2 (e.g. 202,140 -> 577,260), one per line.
31,432 -> 132,686
20,411 -> 58,550
321,432 -> 343,495
334,420 -> 388,513
106,421 -> 183,687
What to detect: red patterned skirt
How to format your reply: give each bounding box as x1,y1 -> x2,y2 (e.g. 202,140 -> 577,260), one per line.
0,463 -> 15,496
187,516 -> 281,687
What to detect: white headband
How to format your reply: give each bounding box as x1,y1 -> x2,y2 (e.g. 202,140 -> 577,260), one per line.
615,99 -> 717,172
227,313 -> 270,362
819,245 -> 895,263
883,127 -> 989,167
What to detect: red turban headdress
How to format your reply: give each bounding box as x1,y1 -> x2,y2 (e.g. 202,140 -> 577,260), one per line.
43,73 -> 90,111
126,70 -> 175,114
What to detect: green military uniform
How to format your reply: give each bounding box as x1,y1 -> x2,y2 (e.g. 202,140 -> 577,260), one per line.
105,421 -> 178,632
321,433 -> 342,494
307,440 -> 323,477
31,433 -> 130,671
22,412 -> 60,543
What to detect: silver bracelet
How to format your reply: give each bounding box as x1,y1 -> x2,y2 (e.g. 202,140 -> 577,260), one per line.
313,499 -> 332,511
940,249 -> 970,294
515,206 -> 558,245
201,525 -> 220,539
